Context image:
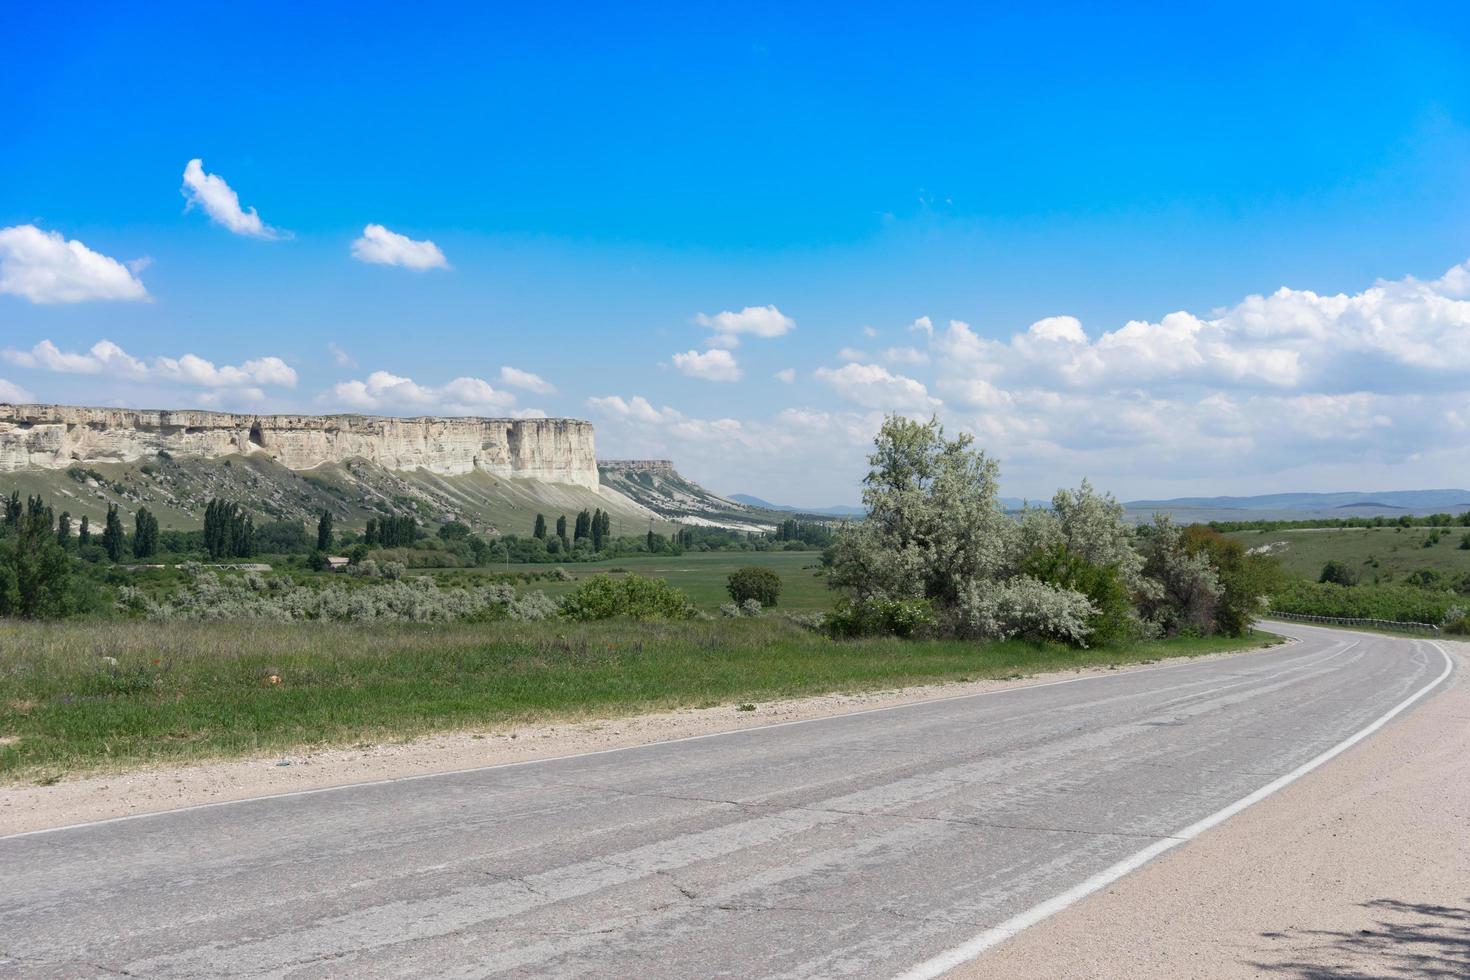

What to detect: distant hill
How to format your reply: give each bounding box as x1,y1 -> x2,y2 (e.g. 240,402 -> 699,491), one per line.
1122,489 -> 1470,522
728,494 -> 864,518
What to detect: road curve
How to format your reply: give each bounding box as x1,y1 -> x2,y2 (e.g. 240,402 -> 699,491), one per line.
0,623 -> 1451,979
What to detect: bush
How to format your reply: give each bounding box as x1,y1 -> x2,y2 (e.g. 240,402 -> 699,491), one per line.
1318,560 -> 1358,586
727,566 -> 783,608
952,576 -> 1096,645
1271,580 -> 1462,624
826,597 -> 937,638
558,574 -> 696,621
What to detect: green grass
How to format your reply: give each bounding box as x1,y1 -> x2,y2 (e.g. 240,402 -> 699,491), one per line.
1225,526 -> 1470,583
0,619 -> 1277,781
437,550 -> 835,612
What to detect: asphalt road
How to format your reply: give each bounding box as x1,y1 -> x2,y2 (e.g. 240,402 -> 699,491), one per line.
0,623 -> 1451,979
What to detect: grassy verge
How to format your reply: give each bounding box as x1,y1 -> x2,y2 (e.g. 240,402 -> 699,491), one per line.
0,619 -> 1279,781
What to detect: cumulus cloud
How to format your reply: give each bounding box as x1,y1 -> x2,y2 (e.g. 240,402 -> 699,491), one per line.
350,224 -> 449,270
0,377 -> 35,402
498,366 -> 556,395
814,362 -> 940,411
0,225 -> 150,304
693,305 -> 795,348
883,346 -> 928,366
2,339 -> 296,389
773,368 -> 796,384
836,347 -> 869,363
672,348 -> 741,382
181,159 -> 287,239
328,371 -> 516,414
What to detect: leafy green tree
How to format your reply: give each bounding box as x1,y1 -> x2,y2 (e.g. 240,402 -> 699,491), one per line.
533,513 -> 547,539
78,514 -> 90,547
574,510 -> 591,542
0,499 -> 73,619
591,508 -> 606,550
727,566 -> 783,607
132,507 -> 160,558
101,504 -> 126,562
56,511 -> 71,548
556,514 -> 569,549
317,510 -> 334,552
1182,525 -> 1278,636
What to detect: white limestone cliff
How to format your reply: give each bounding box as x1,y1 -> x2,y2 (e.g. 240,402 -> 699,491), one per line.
0,404 -> 600,489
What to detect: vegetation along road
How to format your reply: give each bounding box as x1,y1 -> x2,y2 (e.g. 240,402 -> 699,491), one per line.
0,621 -> 1451,978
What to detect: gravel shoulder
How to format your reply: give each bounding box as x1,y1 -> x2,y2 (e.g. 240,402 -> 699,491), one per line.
0,642 -> 1275,838
953,636 -> 1470,980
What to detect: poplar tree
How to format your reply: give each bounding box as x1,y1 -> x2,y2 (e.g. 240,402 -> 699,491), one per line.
102,504 -> 125,562
316,510 -> 334,552
533,513 -> 547,539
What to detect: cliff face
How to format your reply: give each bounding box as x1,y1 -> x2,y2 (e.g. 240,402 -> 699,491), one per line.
0,404 -> 600,489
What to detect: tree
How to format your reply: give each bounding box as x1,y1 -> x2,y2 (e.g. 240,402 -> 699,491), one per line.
574,510 -> 591,542
591,508 -> 606,550
0,497 -> 72,619
203,498 -> 255,558
533,513 -> 547,539
132,507 -> 159,558
317,510 -> 334,552
827,415 -> 1014,608
1318,559 -> 1358,587
3,490 -> 20,529
727,566 -> 783,607
56,511 -> 71,548
1182,525 -> 1278,636
1136,516 -> 1220,635
101,504 -> 126,562
556,514 -> 569,549
78,514 -> 90,547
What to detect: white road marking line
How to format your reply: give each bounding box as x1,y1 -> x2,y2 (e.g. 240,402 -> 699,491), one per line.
892,637 -> 1456,980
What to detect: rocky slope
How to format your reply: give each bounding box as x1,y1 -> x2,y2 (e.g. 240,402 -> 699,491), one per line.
597,460 -> 782,531
0,404 -> 599,488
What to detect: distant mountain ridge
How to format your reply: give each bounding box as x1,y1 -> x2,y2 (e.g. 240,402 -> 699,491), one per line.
1123,489 -> 1470,514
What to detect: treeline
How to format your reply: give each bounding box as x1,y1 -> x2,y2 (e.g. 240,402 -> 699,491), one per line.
1270,579 -> 1465,627
1210,512 -> 1470,532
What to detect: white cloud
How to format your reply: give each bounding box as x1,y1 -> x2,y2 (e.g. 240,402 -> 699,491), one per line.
0,377 -> 35,402
328,342 -> 357,368
2,339 -> 296,389
883,346 -> 928,365
672,348 -> 742,382
836,347 -> 869,362
350,224 -> 449,270
693,305 -> 795,348
498,365 -> 556,395
328,370 -> 516,414
814,362 -> 940,411
907,315 -> 934,337
0,225 -> 150,304
862,326 -> 878,338
181,159 -> 287,239
773,368 -> 796,384
586,394 -> 670,424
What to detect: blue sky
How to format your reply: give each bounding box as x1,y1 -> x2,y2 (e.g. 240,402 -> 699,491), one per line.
3,2 -> 1470,504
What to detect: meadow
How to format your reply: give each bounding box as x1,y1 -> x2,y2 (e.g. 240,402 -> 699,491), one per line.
432,550 -> 832,612
0,617 -> 1275,781
1224,525 -> 1470,583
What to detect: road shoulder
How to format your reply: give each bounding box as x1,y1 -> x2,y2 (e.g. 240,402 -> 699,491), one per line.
953,637 -> 1470,980
2,640 -> 1281,837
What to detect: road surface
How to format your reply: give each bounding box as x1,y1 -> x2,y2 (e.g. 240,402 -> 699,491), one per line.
0,622 -> 1451,978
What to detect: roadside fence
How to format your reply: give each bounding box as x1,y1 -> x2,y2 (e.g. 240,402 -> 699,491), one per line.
1266,611 -> 1441,635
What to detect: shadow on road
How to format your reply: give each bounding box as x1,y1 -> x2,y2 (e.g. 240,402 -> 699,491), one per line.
1250,899 -> 1470,979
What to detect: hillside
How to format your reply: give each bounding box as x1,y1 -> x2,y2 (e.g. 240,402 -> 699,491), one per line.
1,453 -> 661,538
1123,489 -> 1470,522
598,460 -> 794,531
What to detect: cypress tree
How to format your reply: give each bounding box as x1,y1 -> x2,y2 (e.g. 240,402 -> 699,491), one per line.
533,513 -> 547,539
78,514 -> 91,547
102,504 -> 125,562
133,507 -> 159,558
316,510 -> 334,552
57,511 -> 72,548
556,514 -> 568,548
3,490 -> 20,528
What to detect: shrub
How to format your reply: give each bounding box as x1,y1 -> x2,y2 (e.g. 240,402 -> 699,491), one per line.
1318,560 -> 1358,586
826,597 -> 937,638
1270,580 -> 1461,624
558,574 -> 696,621
727,566 -> 783,608
1020,544 -> 1137,644
952,576 -> 1096,645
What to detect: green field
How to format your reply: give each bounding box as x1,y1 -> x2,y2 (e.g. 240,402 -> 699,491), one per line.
0,618 -> 1277,781
434,550 -> 834,612
1224,526 -> 1470,583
